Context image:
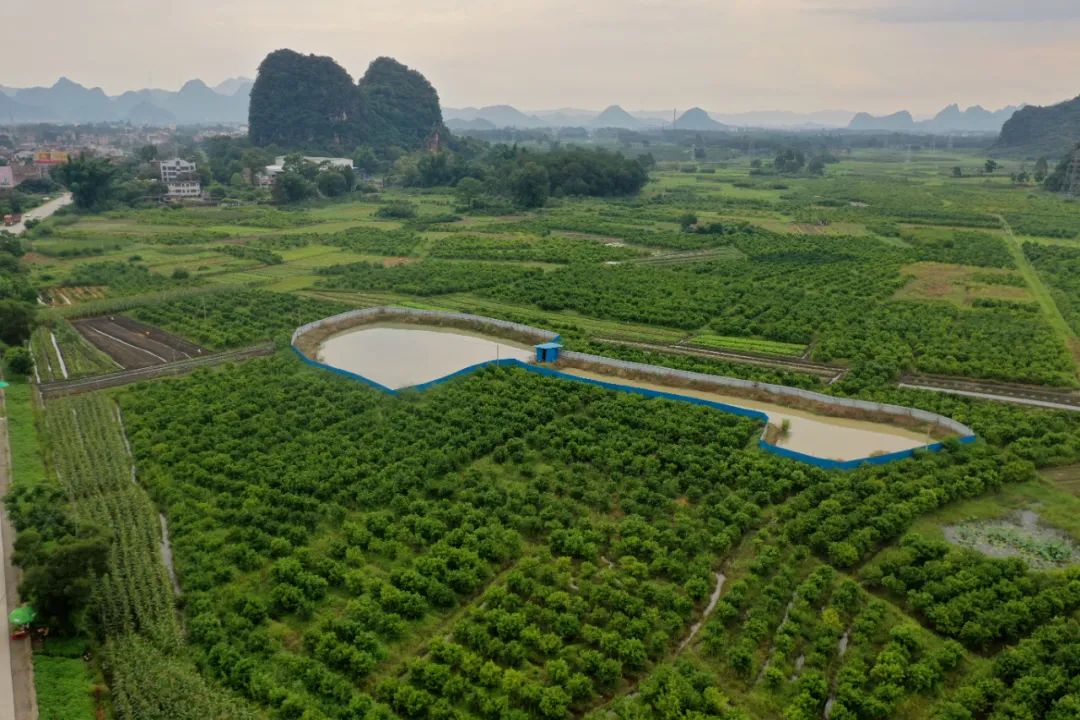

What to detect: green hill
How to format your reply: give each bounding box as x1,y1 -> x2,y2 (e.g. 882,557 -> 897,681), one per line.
248,49 -> 445,153
354,57 -> 445,150
995,95 -> 1080,157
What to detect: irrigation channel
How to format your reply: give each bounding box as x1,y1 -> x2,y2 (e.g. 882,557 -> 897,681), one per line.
292,308 -> 976,470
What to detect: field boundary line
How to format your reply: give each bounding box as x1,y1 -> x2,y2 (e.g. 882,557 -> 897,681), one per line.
38,342 -> 275,398
996,214 -> 1080,373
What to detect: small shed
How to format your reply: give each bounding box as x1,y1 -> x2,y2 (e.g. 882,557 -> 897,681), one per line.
534,342 -> 562,364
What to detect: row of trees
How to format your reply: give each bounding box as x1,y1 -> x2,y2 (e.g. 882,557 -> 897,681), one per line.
269,154 -> 362,203
69,273 -> 1074,719
935,618 -> 1079,720
749,149 -> 839,176
117,342 -> 817,717
399,146 -> 651,209
0,227 -> 36,350
862,534 -> 1080,649
467,229 -> 1071,386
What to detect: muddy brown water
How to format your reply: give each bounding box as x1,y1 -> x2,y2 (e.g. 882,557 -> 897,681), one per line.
318,324 -> 534,390
559,368 -> 932,461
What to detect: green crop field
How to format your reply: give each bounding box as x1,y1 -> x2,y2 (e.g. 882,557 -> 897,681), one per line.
7,145 -> 1080,720
686,334 -> 807,358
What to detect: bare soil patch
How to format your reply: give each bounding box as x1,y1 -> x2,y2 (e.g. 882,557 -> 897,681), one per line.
44,286 -> 107,306
1042,464 -> 1080,496
894,262 -> 1033,307
789,223 -> 829,235
72,316 -> 208,370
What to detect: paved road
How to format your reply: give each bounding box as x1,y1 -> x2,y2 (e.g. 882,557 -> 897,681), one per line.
0,387 -> 34,720
4,194 -> 72,236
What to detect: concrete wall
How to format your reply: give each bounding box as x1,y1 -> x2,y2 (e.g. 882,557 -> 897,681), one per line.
292,306 -> 559,348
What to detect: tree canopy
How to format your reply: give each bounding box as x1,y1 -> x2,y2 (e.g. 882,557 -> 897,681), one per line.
54,154 -> 117,210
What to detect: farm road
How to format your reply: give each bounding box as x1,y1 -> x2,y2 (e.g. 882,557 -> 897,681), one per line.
0,386 -> 36,720
4,193 -> 72,236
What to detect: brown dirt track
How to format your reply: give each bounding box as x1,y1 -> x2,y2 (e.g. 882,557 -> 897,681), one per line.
72,316 -> 207,369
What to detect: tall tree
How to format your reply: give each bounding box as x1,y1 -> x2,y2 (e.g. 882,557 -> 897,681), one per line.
53,154 -> 116,209
510,163 -> 550,208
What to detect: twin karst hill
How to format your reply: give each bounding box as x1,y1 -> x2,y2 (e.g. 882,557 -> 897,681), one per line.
248,50 -> 445,152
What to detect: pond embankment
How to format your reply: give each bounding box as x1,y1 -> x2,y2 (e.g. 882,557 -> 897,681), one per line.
292,307 -> 976,469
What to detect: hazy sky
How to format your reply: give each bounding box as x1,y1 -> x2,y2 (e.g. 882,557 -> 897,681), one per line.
5,0 -> 1079,114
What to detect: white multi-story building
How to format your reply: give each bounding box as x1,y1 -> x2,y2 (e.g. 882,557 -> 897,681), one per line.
166,181 -> 202,197
259,155 -> 355,186
158,158 -> 197,182
157,158 -> 201,198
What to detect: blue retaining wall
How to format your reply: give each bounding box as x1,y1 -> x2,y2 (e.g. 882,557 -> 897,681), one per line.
291,344 -> 977,471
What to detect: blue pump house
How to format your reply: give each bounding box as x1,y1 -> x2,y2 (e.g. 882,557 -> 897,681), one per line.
534,342 -> 562,363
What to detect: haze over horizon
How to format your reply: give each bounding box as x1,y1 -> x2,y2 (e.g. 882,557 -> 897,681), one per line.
6,0 -> 1080,115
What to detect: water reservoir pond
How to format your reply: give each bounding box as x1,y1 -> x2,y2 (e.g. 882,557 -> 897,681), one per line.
316,324 -> 935,462
559,368 -> 931,462
318,323 -> 534,390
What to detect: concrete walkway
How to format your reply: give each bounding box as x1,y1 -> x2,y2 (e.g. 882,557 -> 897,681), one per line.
0,387 -> 35,720
4,194 -> 72,236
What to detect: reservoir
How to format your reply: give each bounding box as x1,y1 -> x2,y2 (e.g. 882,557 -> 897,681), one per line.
318,323 -> 534,390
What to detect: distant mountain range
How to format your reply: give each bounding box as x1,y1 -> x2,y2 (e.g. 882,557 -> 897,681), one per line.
444,104 -> 734,131
0,77 -> 1029,137
995,95 -> 1080,157
444,103 -> 1022,133
847,104 -> 1019,133
0,77 -> 252,124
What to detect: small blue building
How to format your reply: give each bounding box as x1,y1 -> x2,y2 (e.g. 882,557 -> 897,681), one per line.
534,342 -> 562,364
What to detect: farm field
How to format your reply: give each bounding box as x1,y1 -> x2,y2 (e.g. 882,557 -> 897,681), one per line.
6,146 -> 1080,720
72,315 -> 208,369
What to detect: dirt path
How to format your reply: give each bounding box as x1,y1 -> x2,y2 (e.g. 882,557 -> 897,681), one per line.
823,628 -> 852,719
588,568 -> 729,716
0,386 -> 37,720
159,515 -> 180,597
677,572 -> 726,654
755,597 -> 796,684
898,382 -> 1080,412
596,337 -> 844,381
997,215 -> 1080,371
47,334 -> 67,380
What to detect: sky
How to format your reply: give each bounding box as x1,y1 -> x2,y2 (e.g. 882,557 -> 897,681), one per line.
5,0 -> 1080,114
